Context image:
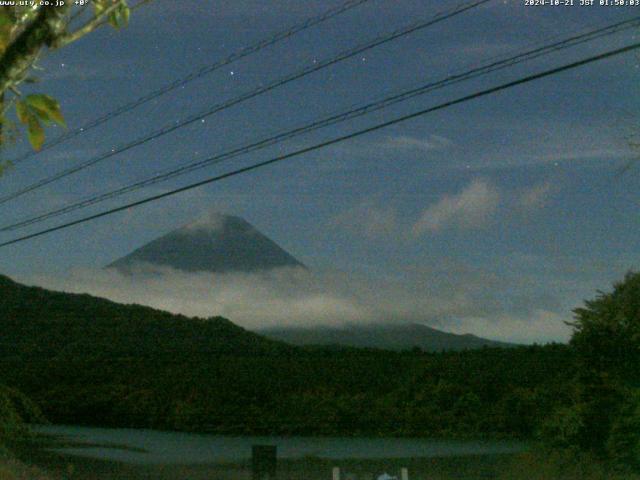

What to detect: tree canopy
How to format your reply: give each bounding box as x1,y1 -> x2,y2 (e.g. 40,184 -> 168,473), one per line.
0,1 -> 141,157
571,271 -> 640,385
540,272 -> 640,470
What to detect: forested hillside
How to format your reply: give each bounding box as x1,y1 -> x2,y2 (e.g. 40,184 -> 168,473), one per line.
0,274 -> 574,438
0,277 -> 571,436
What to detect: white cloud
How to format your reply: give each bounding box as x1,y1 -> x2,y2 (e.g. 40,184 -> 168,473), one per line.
17,250 -> 587,347
447,310 -> 572,344
19,267 -> 427,329
412,179 -> 499,236
183,211 -> 227,234
18,263 -> 571,343
329,180 -> 555,241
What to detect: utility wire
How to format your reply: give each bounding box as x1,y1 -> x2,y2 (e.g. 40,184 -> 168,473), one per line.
0,0 -> 491,206
3,15 -> 638,232
1,40 -> 638,249
7,0 -> 371,166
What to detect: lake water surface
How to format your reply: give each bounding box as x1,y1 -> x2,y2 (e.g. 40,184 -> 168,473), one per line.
33,425 -> 527,466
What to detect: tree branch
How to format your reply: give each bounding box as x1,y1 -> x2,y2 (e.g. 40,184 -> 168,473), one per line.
57,0 -> 154,48
54,2 -> 123,48
0,5 -> 71,96
9,5 -> 42,43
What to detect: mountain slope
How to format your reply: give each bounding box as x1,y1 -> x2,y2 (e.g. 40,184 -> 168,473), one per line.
0,274 -> 287,359
259,322 -> 514,351
107,213 -> 304,274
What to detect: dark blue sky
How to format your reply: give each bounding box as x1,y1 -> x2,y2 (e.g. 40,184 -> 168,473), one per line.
1,0 -> 639,342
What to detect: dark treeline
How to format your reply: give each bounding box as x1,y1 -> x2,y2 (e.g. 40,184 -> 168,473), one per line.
3,346 -> 573,438
3,347 -> 568,436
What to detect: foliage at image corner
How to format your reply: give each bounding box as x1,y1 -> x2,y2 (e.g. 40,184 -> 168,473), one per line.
537,271 -> 640,472
0,0 -> 134,156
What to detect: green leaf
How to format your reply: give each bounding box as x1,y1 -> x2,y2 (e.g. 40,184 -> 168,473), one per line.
26,116 -> 44,151
94,0 -> 109,16
108,11 -> 118,28
109,2 -> 130,29
121,4 -> 131,26
24,94 -> 66,128
0,13 -> 13,55
0,11 -> 13,28
15,100 -> 30,125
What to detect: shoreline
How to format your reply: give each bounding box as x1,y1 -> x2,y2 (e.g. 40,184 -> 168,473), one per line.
20,447 -> 519,480
30,422 -> 529,442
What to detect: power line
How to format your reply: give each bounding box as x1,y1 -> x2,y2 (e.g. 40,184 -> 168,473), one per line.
1,40 -> 638,249
7,0 -> 372,166
0,0 -> 492,206
3,15 -> 638,232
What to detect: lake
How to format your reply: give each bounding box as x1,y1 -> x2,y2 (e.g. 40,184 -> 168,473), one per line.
32,425 -> 527,466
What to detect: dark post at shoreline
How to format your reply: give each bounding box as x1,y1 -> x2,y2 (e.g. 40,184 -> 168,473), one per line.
252,445 -> 277,480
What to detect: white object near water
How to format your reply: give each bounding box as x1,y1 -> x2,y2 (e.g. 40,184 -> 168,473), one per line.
332,466 -> 341,480
401,467 -> 409,480
377,473 -> 397,480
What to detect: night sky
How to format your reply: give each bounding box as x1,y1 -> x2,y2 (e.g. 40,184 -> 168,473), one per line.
1,0 -> 639,342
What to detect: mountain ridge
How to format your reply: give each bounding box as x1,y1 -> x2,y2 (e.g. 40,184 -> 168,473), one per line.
0,273 -> 289,358
259,322 -> 515,351
107,213 -> 305,274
